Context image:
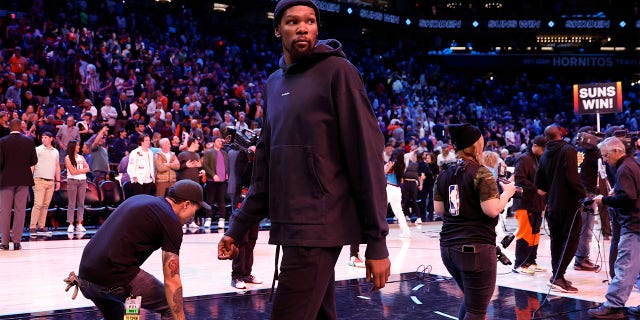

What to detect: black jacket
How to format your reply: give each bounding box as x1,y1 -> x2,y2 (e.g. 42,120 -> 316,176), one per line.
0,132 -> 38,186
227,39 -> 389,259
535,139 -> 585,213
602,155 -> 640,234
514,150 -> 546,212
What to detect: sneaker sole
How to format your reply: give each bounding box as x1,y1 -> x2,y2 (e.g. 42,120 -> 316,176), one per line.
574,265 -> 599,271
514,270 -> 535,275
547,281 -> 578,293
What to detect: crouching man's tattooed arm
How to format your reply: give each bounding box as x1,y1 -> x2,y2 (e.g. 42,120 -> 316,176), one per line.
162,250 -> 185,320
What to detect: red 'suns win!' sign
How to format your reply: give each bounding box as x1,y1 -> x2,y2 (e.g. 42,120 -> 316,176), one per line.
573,81 -> 622,115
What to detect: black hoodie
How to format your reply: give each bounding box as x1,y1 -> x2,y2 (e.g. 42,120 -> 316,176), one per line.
227,39 -> 389,259
535,139 -> 586,213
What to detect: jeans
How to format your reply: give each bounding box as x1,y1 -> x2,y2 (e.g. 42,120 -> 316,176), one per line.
31,178 -> 55,229
441,243 -> 497,320
604,232 -> 640,308
67,179 -> 87,223
79,269 -> 173,320
575,206 -> 595,264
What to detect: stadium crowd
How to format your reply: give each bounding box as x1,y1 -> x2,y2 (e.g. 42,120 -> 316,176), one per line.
0,0 -> 639,224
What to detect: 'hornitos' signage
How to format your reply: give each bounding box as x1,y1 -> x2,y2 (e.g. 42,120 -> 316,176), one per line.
573,82 -> 622,115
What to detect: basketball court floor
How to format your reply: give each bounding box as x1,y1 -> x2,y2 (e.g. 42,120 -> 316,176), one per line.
1,218 -> 638,319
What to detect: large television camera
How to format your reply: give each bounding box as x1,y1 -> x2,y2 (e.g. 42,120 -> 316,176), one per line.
224,126 -> 259,152
575,129 -> 638,153
575,131 -> 605,150
610,129 -> 639,153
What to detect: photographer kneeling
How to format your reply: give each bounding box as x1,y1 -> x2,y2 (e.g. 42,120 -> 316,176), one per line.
434,123 -> 516,320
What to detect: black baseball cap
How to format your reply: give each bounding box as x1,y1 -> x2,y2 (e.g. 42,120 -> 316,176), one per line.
168,180 -> 211,210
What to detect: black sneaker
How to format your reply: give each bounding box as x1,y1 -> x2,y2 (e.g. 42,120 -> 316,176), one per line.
588,305 -> 624,319
574,259 -> 600,271
628,305 -> 640,316
547,277 -> 578,293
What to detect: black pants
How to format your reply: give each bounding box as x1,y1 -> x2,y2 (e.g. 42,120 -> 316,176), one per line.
272,246 -> 342,320
441,243 -> 497,320
608,207 -> 621,278
205,181 -> 227,219
401,180 -> 419,218
546,210 -> 581,278
231,223 -> 259,278
130,182 -> 155,196
417,187 -> 428,220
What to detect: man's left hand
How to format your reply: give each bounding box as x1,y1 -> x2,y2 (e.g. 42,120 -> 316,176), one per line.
365,257 -> 391,291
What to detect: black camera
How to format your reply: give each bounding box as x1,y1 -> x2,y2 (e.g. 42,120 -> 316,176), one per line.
224,126 -> 259,152
496,246 -> 512,265
497,163 -> 523,199
611,129 -> 640,153
501,233 -> 515,249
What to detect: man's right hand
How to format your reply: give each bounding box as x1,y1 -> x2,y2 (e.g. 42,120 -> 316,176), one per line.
218,235 -> 239,260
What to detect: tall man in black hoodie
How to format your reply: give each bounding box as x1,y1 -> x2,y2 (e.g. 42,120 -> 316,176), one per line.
217,1 -> 391,319
535,124 -> 586,293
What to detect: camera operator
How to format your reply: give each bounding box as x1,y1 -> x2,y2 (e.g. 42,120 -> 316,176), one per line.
434,123 -> 516,320
535,124 -> 586,293
588,137 -> 640,318
512,135 -> 548,275
573,127 -> 601,272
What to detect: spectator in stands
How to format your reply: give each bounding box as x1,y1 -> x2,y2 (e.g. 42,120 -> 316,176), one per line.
77,112 -> 96,147
88,126 -> 110,182
437,143 -> 456,168
110,128 -> 129,165
5,81 -> 23,109
154,138 -> 180,197
202,137 -> 228,229
100,96 -> 118,133
64,139 -> 90,233
127,135 -> 155,196
82,99 -> 98,121
0,119 -> 38,250
56,115 -> 81,168
30,131 -> 61,234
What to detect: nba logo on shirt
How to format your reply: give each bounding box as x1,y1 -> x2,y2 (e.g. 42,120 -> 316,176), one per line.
448,184 -> 460,216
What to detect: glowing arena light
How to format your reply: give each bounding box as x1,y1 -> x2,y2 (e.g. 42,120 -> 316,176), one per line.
213,3 -> 229,12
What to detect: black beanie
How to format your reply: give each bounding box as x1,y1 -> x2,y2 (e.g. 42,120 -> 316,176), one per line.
273,0 -> 320,27
448,123 -> 482,151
